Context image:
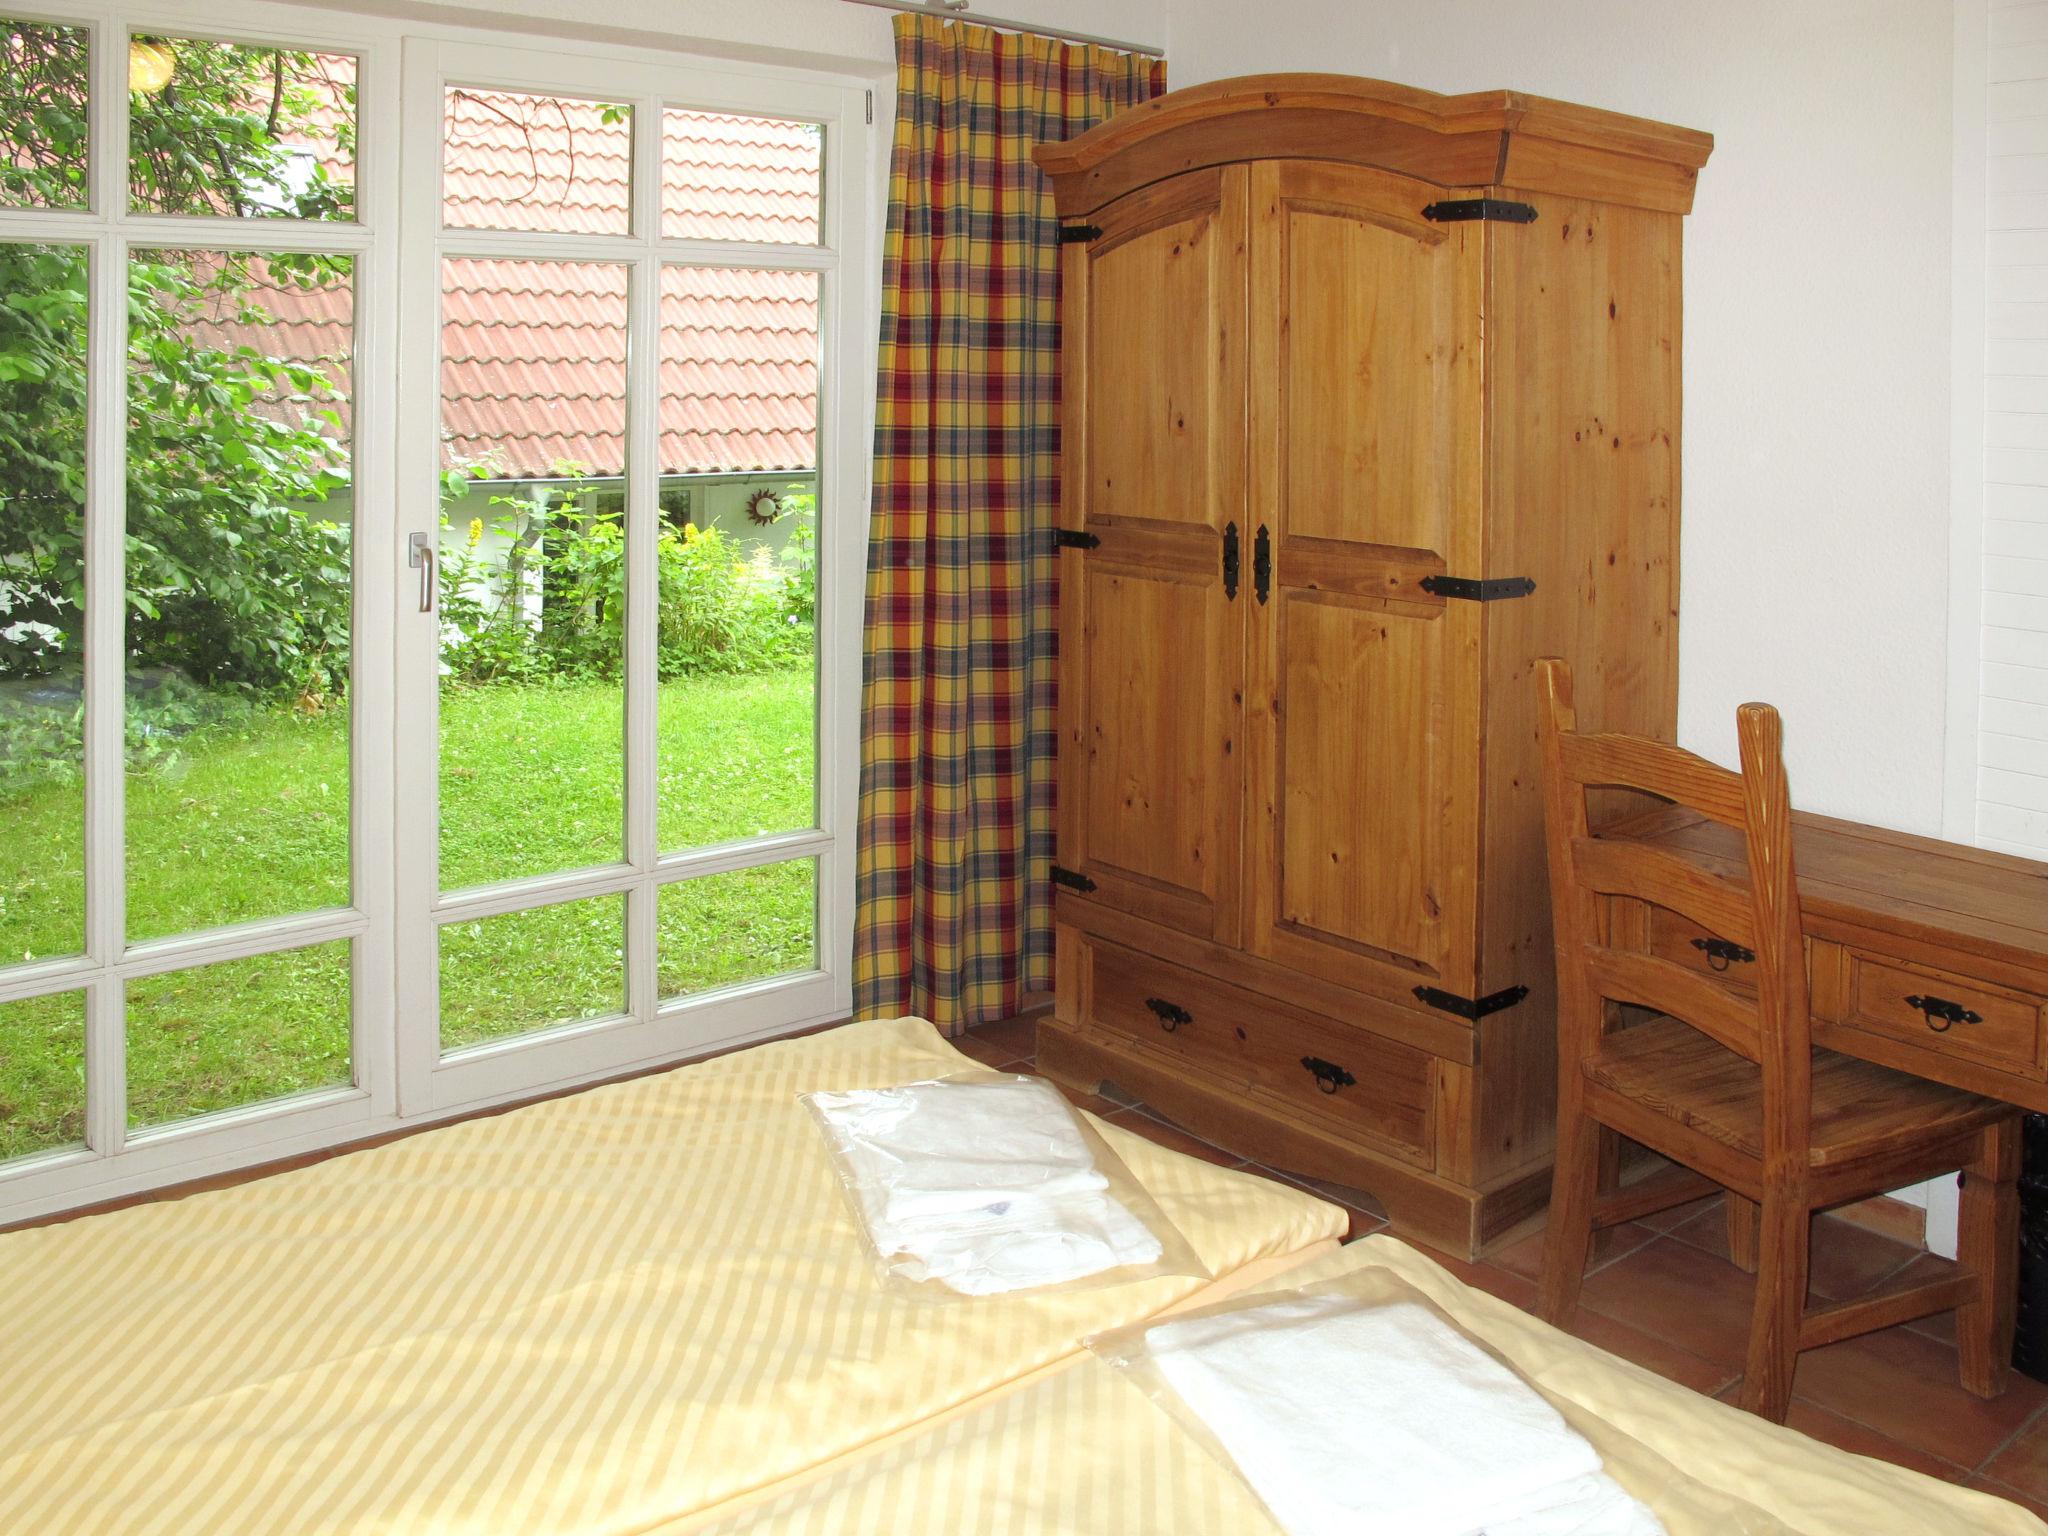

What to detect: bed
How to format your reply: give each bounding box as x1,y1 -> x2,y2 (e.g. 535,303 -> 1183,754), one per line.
684,1236 -> 2048,1536
0,1017 -> 1344,1535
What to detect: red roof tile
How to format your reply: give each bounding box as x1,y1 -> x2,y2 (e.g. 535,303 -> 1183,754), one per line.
220,90 -> 822,482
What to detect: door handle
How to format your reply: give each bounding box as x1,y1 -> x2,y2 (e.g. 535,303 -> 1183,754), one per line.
1253,524 -> 1272,605
408,531 -> 436,614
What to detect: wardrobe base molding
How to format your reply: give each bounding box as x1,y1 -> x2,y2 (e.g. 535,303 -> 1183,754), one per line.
1037,1013 -> 1552,1259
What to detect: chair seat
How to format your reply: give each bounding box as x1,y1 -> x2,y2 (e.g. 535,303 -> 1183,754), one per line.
1585,1017 -> 2014,1170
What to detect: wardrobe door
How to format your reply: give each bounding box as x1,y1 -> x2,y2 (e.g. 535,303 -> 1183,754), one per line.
1243,160 -> 1484,1001
1055,166 -> 1248,943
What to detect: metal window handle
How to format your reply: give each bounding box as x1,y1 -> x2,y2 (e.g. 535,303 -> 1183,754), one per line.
408,531 -> 436,614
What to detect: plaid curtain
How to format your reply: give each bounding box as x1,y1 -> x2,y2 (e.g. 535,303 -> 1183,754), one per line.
853,15 -> 1165,1032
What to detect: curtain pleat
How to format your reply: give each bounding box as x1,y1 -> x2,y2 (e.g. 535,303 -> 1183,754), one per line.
852,15 -> 1165,1032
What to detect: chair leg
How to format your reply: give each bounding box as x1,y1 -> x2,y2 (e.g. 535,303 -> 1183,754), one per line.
1958,1120 -> 2021,1399
1726,1193 -> 1760,1275
1738,1192 -> 1810,1423
1540,1091 -> 1600,1326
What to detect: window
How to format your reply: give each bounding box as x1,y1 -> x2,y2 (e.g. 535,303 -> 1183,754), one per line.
0,6 -> 869,1220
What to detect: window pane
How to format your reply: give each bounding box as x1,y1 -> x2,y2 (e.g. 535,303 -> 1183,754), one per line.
657,859 -> 815,1002
444,87 -> 630,237
128,38 -> 356,220
0,243 -> 87,967
662,109 -> 820,244
439,894 -> 624,1053
0,989 -> 86,1163
1,19 -> 89,210
439,258 -> 627,891
127,941 -> 351,1129
656,266 -> 818,853
125,248 -> 353,942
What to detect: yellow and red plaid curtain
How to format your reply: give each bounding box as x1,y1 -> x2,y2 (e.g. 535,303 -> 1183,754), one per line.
853,15 -> 1165,1031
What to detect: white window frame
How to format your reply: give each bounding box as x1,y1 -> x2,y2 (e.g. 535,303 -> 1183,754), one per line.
0,0 -> 877,1227
391,37 -> 871,1116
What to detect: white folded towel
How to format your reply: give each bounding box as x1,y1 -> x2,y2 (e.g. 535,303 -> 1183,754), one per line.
1144,1295 -> 1662,1536
811,1078 -> 1163,1295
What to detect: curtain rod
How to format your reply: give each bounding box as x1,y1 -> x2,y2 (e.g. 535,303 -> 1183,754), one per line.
838,0 -> 1165,59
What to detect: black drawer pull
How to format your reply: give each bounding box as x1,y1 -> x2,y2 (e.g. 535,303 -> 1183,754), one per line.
1300,1055 -> 1355,1094
1690,937 -> 1756,971
1906,994 -> 1983,1032
1145,997 -> 1193,1032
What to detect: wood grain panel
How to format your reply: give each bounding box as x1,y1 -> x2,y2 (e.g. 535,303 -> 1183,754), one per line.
1245,159 -> 1482,999
1083,172 -> 1237,530
1276,595 -> 1444,966
1473,192 -> 1686,1186
1056,167 -> 1249,943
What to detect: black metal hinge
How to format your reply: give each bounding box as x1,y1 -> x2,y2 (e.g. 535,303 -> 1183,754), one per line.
1049,864 -> 1097,894
1222,521 -> 1240,600
1421,197 -> 1538,225
1413,983 -> 1531,1021
1420,574 -> 1536,603
1053,528 -> 1099,550
1056,223 -> 1103,244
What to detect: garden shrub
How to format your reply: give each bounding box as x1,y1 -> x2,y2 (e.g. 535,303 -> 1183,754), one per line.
435,479 -> 816,688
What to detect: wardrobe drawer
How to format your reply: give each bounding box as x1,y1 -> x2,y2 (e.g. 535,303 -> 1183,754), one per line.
1085,940 -> 1435,1165
1826,951 -> 2046,1077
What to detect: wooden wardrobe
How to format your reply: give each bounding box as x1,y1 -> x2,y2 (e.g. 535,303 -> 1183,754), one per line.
1032,77 -> 1713,1257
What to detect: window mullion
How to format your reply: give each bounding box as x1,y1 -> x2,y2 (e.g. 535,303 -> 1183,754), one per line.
622,93 -> 664,1026
82,13 -> 130,1154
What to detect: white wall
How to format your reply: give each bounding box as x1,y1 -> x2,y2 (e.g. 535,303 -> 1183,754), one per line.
299,0 -> 1169,76
1974,0 -> 2048,858
1170,0 -> 1957,835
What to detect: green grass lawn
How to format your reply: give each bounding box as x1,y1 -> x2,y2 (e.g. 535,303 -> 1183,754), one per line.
0,669 -> 817,1162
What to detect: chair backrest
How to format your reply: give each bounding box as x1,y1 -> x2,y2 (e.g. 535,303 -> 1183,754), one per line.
1535,658 -> 1813,1175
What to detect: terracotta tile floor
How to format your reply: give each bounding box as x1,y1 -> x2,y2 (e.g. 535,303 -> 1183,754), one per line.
969,1015 -> 2048,1520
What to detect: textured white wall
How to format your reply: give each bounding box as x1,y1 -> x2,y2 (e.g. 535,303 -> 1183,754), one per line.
299,0 -> 1169,74
1169,0 -> 1957,834
1975,0 -> 2048,858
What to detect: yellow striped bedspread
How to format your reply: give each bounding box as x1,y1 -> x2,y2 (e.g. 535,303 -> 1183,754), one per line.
690,1236 -> 2047,1536
0,1016 -> 1344,1535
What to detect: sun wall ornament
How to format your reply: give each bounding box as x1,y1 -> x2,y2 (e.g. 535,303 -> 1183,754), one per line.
745,488 -> 785,526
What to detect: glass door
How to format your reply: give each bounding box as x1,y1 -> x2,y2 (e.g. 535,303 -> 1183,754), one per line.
0,3 -> 398,1215
394,41 -> 865,1113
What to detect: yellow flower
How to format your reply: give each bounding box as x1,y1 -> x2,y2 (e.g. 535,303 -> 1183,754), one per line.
467,517 -> 482,548
682,522 -> 700,544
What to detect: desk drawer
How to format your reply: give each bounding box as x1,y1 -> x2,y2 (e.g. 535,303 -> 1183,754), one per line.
1830,950 -> 2046,1076
1085,939 -> 1435,1166
1645,907 -> 1760,990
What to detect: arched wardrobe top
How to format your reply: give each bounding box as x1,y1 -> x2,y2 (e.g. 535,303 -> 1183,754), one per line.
1033,73 -> 1715,218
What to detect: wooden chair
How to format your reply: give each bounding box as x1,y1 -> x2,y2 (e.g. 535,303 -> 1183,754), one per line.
1534,657 -> 2022,1422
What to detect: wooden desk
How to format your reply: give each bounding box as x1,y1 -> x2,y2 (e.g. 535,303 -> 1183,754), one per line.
1626,805 -> 2048,1113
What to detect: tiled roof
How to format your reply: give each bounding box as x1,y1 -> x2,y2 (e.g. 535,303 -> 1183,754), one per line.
234,95 -> 822,481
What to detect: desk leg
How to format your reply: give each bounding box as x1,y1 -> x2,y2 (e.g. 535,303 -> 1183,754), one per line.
1959,1118 -> 2021,1398
1728,1194 -> 1761,1274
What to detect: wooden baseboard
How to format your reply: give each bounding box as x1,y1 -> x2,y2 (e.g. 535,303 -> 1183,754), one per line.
1830,1192 -> 1929,1249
